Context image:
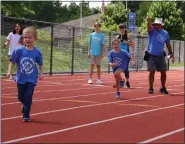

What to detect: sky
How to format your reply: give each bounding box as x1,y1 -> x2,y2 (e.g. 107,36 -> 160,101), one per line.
61,0 -> 111,8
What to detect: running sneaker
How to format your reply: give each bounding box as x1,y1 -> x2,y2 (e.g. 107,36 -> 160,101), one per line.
159,87 -> 168,94
96,79 -> 104,85
148,88 -> 154,94
23,117 -> 32,122
88,79 -> 93,84
115,92 -> 120,98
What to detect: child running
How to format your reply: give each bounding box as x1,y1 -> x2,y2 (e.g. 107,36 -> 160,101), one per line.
108,38 -> 135,98
6,26 -> 44,122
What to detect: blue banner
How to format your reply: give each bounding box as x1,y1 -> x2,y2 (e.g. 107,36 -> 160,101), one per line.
128,12 -> 136,31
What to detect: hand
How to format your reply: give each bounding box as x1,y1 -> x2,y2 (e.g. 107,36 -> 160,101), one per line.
39,74 -> 43,80
169,54 -> 174,63
131,61 -> 136,66
147,16 -> 151,22
115,35 -> 119,39
3,44 -> 6,48
112,63 -> 117,67
101,54 -> 104,59
88,53 -> 90,58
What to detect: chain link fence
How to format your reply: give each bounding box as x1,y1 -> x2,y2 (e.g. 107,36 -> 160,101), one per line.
1,15 -> 184,75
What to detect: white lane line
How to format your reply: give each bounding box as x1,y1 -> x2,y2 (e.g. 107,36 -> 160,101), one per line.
2,93 -> 167,121
138,127 -> 185,143
3,103 -> 184,143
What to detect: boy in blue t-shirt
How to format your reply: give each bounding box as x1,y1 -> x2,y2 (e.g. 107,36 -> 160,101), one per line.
5,26 -> 44,122
88,22 -> 104,85
108,38 -> 135,98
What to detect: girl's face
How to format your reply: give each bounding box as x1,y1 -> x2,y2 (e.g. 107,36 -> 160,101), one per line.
120,27 -> 126,33
15,24 -> 21,33
23,32 -> 36,47
112,40 -> 119,50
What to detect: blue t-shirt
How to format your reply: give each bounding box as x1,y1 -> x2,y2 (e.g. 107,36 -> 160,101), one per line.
10,46 -> 43,85
108,49 -> 130,72
120,42 -> 130,52
147,26 -> 170,56
88,32 -> 104,56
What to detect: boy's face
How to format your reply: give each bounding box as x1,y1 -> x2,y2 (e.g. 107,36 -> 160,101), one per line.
113,40 -> 119,50
94,24 -> 100,31
23,32 -> 35,47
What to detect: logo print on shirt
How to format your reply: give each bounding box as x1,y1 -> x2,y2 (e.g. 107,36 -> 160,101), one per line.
113,57 -> 122,66
157,35 -> 164,43
20,57 -> 35,75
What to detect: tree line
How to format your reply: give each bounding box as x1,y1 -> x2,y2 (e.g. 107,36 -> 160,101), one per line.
2,1 -> 185,40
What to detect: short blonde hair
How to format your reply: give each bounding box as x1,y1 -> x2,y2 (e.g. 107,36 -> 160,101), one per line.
23,26 -> 38,39
112,38 -> 120,46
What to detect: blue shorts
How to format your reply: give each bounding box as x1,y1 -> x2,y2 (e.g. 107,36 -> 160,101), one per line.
113,67 -> 125,74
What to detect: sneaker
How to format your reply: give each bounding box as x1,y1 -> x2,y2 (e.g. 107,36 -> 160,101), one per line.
8,75 -> 13,80
96,79 -> 104,85
115,92 -> 120,98
160,87 -> 168,94
23,117 -> 31,122
88,79 -> 93,84
120,80 -> 125,88
148,88 -> 154,94
126,81 -> 130,88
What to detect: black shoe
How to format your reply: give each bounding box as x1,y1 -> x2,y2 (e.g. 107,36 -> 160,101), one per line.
23,117 -> 31,122
126,81 -> 130,88
148,88 -> 154,94
160,87 -> 168,94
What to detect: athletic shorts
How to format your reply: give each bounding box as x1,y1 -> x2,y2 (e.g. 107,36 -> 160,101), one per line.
147,55 -> 167,71
90,55 -> 101,65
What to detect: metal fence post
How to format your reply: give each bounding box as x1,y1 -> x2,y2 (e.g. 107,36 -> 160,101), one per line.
136,35 -> 140,72
179,41 -> 181,63
49,24 -> 54,75
108,32 -> 111,73
71,27 -> 75,75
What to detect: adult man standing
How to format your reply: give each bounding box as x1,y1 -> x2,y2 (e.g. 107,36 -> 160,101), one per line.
146,17 -> 174,94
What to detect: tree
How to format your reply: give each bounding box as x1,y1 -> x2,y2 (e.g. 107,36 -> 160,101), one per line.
139,2 -> 184,40
1,1 -> 35,18
100,2 -> 129,31
136,2 -> 152,27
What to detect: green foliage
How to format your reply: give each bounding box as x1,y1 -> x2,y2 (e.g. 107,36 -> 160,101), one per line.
139,2 -> 185,40
1,1 -> 100,23
1,1 -> 35,17
136,2 -> 152,27
100,2 -> 129,31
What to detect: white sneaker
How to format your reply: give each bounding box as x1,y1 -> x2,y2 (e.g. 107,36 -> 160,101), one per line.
8,75 -> 13,80
88,79 -> 93,84
96,79 -> 104,85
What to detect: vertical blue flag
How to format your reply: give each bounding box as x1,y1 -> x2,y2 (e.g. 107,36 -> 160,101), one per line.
128,12 -> 136,31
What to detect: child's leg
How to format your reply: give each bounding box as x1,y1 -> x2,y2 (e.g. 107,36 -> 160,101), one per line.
114,73 -> 121,92
89,56 -> 95,79
23,82 -> 35,119
17,83 -> 27,104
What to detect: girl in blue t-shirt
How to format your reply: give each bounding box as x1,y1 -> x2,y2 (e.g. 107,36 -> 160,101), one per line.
108,38 -> 135,98
5,26 -> 44,122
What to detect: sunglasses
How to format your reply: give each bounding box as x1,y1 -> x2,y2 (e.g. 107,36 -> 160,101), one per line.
119,27 -> 126,29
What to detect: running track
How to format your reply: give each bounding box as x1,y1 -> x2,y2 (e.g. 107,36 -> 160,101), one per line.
1,70 -> 184,143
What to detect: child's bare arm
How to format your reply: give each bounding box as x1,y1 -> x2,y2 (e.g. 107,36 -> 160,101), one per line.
39,65 -> 44,80
3,40 -> 10,48
7,61 -> 14,76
